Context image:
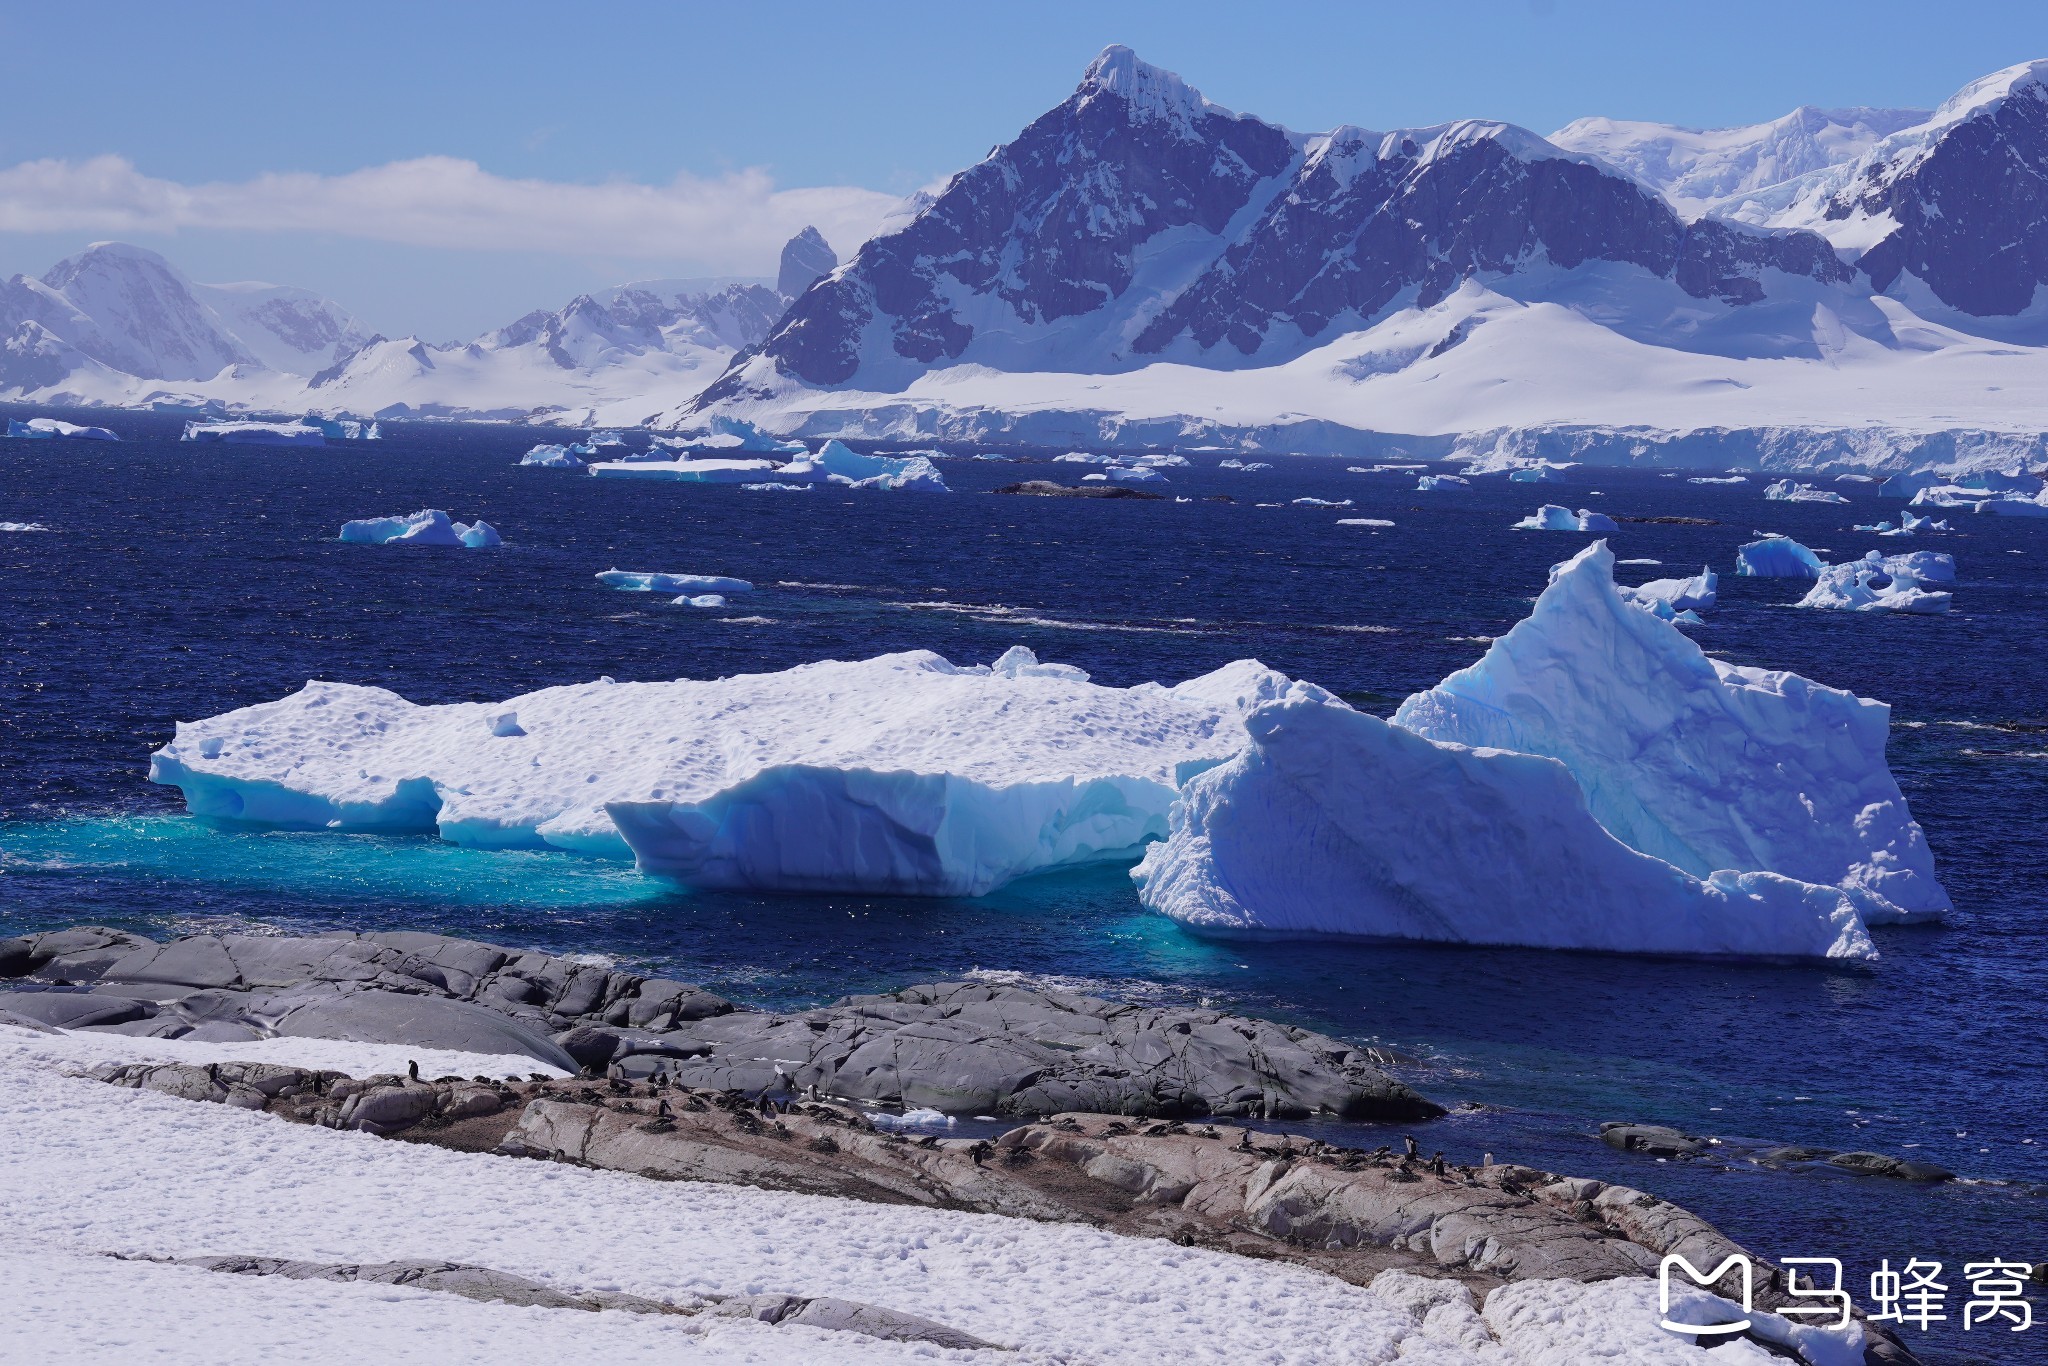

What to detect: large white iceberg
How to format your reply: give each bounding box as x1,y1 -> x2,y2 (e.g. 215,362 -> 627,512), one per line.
182,420 -> 326,447
780,439 -> 949,492
1764,480 -> 1849,504
1392,544 -> 1947,923
1132,694 -> 1874,959
148,647 -> 1318,895
595,569 -> 753,594
1796,553 -> 1953,614
339,510 -> 501,547
1513,505 -> 1618,532
1735,535 -> 1825,578
6,417 -> 118,440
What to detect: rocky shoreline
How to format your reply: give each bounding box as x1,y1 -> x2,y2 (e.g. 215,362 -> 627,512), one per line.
4,924 -> 1921,1364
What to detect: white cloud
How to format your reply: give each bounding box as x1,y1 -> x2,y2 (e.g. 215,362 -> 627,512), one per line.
0,154 -> 907,268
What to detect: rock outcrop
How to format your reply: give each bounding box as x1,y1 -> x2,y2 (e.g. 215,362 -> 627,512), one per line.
4,927 -> 1438,1120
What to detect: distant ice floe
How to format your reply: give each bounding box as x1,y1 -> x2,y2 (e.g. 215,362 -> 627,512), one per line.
520,442 -> 592,469
1055,452 -> 1117,465
1796,551 -> 1955,614
588,438 -> 948,491
1686,474 -> 1747,485
597,569 -> 753,595
674,594 -> 727,608
0,521 -> 53,532
1218,458 -> 1274,472
1735,535 -> 1825,578
182,420 -> 326,447
590,455 -> 778,482
6,417 -> 118,440
1512,505 -> 1618,532
1134,542 -> 1942,957
1415,474 -> 1468,491
1854,510 -> 1949,536
1292,497 -> 1352,508
1763,479 -> 1850,504
339,510 -> 501,547
1337,517 -> 1395,527
1620,566 -> 1716,622
1910,484 -> 2048,517
1506,464 -> 1569,483
149,647 -> 1316,897
741,482 -> 813,492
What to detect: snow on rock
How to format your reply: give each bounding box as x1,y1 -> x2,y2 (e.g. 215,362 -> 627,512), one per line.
1131,691 -> 1874,959
597,570 -> 754,595
1736,535 -> 1826,577
1796,553 -> 1953,614
1394,543 -> 1947,922
518,442 -> 591,468
1512,505 -> 1618,532
181,420 -> 327,447
147,648 -> 1319,895
339,510 -> 501,548
6,417 -> 118,440
1415,474 -> 1469,491
1621,566 -> 1718,619
1764,479 -> 1849,504
780,440 -> 949,492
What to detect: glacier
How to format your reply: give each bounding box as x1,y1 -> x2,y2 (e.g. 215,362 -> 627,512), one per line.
1130,693 -> 1875,959
338,510 -> 501,548
595,569 -> 753,594
1736,535 -> 1826,577
1512,505 -> 1618,532
147,648 -> 1322,895
1393,544 -> 1947,923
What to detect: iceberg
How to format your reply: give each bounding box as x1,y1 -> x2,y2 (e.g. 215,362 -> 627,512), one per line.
1218,459 -> 1273,471
676,415 -> 808,456
1132,694 -> 1874,960
147,648 -> 1318,894
1796,553 -> 1953,614
6,417 -> 118,440
674,594 -> 727,608
1291,497 -> 1352,507
1621,566 -> 1717,620
1415,474 -> 1468,491
181,420 -> 326,447
1764,479 -> 1849,504
595,569 -> 753,594
1054,452 -> 1117,465
1507,465 -> 1569,483
519,442 -> 592,468
1736,535 -> 1825,577
1512,505 -> 1619,532
1393,543 -> 1947,923
303,415 -> 380,440
1686,475 -> 1747,485
339,510 -> 502,547
588,457 -> 777,482
779,440 -> 949,491
1105,465 -> 1167,484
1336,517 -> 1395,527
1877,469 -> 1940,499
740,482 -> 813,492
0,521 -> 53,532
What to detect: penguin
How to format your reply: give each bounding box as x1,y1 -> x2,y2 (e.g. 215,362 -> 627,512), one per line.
1402,1135 -> 1418,1158
407,1059 -> 420,1082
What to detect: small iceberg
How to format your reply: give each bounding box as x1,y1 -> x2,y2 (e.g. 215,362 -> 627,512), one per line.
1796,553 -> 1953,614
6,417 -> 118,440
1736,535 -> 1825,578
1337,517 -> 1395,527
1686,475 -> 1748,485
183,420 -> 327,447
1415,474 -> 1469,491
741,482 -> 813,493
1507,465 -> 1569,483
1218,459 -> 1274,472
1764,479 -> 1849,504
1055,452 -> 1117,465
596,570 -> 753,595
520,442 -> 593,468
0,521 -> 53,532
667,415 -> 808,456
674,594 -> 728,608
780,440 -> 950,492
1621,567 -> 1717,621
339,510 -> 502,547
303,415 -> 380,440
1292,497 -> 1352,507
1512,505 -> 1618,532
591,456 -> 779,482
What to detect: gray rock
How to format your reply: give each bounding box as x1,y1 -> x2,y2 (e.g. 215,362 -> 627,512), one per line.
995,480 -> 1165,500
275,991 -> 578,1072
1826,1151 -> 1956,1183
0,926 -> 158,981
0,988 -> 153,1030
1598,1122 -> 1707,1158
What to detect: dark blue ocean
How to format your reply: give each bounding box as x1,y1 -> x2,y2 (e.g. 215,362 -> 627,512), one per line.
2,412 -> 2042,1362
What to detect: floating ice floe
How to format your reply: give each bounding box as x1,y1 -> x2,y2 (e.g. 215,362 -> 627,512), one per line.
1218,458 -> 1274,472
519,442 -> 591,468
1055,452 -> 1117,465
149,647 -> 1317,896
1795,552 -> 1954,614
1620,566 -> 1716,621
595,570 -> 753,594
741,482 -> 813,492
6,417 -> 118,440
1735,535 -> 1826,578
0,521 -> 53,532
339,510 -> 501,547
779,440 -> 949,492
589,456 -> 777,482
1337,518 -> 1395,527
1685,475 -> 1747,485
1763,480 -> 1849,504
1415,474 -> 1468,491
1912,485 -> 2048,516
181,420 -> 326,447
674,594 -> 727,608
1292,497 -> 1352,508
1507,465 -> 1569,483
1392,543 -> 1946,924
1512,505 -> 1619,532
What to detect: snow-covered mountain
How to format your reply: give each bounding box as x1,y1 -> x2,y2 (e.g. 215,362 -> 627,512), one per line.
675,50 -> 2048,471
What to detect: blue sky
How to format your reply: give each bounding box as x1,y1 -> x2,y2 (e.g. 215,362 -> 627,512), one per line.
4,0 -> 2044,337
